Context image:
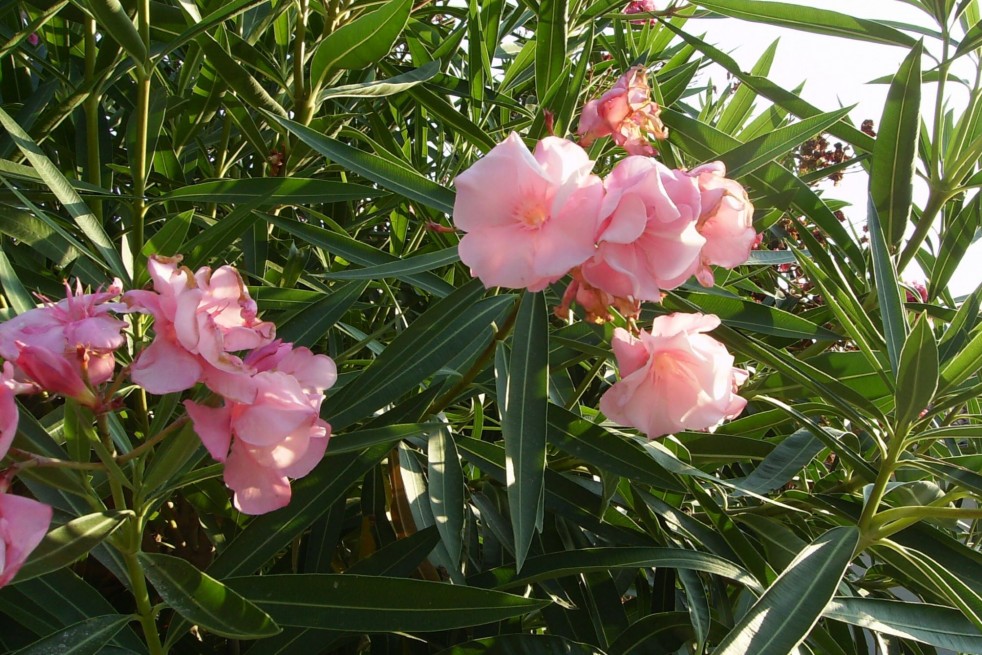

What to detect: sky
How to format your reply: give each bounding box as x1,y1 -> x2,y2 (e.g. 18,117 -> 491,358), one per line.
691,0 -> 982,297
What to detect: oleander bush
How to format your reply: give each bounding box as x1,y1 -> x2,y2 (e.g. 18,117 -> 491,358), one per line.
0,0 -> 981,653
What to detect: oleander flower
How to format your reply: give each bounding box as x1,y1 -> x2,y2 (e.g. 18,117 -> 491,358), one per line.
0,279 -> 127,390
578,67 -> 667,156
184,342 -> 336,515
126,256 -> 275,400
686,162 -> 757,286
0,491 -> 52,587
580,156 -> 705,302
452,133 -> 604,291
600,313 -> 747,439
0,363 -> 33,461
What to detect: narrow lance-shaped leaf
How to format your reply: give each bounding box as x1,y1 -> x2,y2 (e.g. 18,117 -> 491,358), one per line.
894,313 -> 939,430
689,0 -> 917,47
81,0 -> 147,67
0,108 -> 128,281
535,0 -> 568,104
428,426 -> 465,564
140,552 -> 280,639
714,526 -> 860,655
11,614 -> 133,655
15,511 -> 132,584
871,41 -> 923,248
310,0 -> 413,91
500,291 -> 549,571
867,200 -> 909,375
824,597 -> 982,653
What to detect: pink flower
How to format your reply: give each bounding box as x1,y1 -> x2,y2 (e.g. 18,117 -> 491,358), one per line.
126,256 -> 275,399
624,0 -> 659,24
904,279 -> 929,303
578,67 -> 667,156
0,491 -> 52,587
452,133 -> 604,291
580,156 -> 705,302
184,343 -> 335,515
0,280 -> 126,390
686,162 -> 757,286
600,313 -> 748,439
14,345 -> 96,405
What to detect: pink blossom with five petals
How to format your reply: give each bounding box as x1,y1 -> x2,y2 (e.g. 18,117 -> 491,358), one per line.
577,67 -> 667,156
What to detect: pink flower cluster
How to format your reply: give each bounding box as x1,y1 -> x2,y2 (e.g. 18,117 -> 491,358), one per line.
452,140 -> 755,316
452,69 -> 756,439
125,256 -> 336,515
0,281 -> 124,587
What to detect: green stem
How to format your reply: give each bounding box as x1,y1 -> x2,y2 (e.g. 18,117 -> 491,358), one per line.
117,417 -> 189,464
897,187 -> 950,273
122,525 -> 164,655
83,17 -> 102,222
871,506 -> 982,541
130,0 -> 152,262
857,428 -> 906,541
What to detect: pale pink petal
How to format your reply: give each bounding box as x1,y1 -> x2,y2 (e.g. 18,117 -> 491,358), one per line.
610,328 -> 649,377
184,400 -> 233,462
0,494 -> 52,587
131,337 -> 203,395
224,444 -> 291,515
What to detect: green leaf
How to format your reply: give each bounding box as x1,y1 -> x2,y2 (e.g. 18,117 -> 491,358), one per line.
206,444 -> 391,580
714,526 -> 859,655
319,61 -> 440,100
161,178 -> 382,205
689,0 -> 917,47
322,282 -> 514,431
719,106 -> 854,179
81,0 -> 146,66
321,246 -> 459,281
870,41 -> 922,248
226,574 -> 548,631
0,108 -> 128,281
326,423 -> 437,455
824,597 -> 982,653
894,313 -> 939,429
262,214 -> 453,297
435,635 -> 606,655
867,200 -> 909,375
736,428 -> 825,496
139,552 -> 280,639
675,290 -> 840,340
468,546 -> 761,593
195,32 -> 287,117
931,195 -> 981,299
954,18 -> 982,58
427,426 -> 464,564
310,0 -> 412,90
14,512 -> 132,584
181,200 -> 263,267
939,323 -> 982,392
0,248 -> 34,314
716,39 -> 778,135
535,0 -> 568,103
268,114 -> 455,215
500,291 -> 549,571
11,614 -> 133,655
275,280 -> 367,348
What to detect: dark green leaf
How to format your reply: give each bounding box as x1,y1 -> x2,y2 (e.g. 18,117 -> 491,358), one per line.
428,426 -> 464,564
435,635 -> 606,655
867,200 -> 909,375
871,41 -> 922,248
895,313 -> 939,429
275,280 -> 367,348
736,429 -> 825,496
500,292 -> 549,571
535,0 -> 568,103
140,552 -> 279,639
81,0 -> 146,66
824,597 -> 982,653
11,614 -> 132,655
161,178 -> 382,205
310,0 -> 413,89
714,527 -> 859,655
227,575 -> 548,631
319,61 -> 440,100
15,512 -> 131,584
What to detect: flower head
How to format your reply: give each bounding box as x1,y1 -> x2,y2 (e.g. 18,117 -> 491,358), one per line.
453,133 -> 605,291
686,162 -> 757,286
126,256 -> 275,399
600,313 -> 747,439
580,156 -> 705,302
578,67 -> 667,156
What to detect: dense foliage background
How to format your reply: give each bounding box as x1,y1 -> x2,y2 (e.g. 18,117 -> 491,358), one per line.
0,0 -> 981,653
